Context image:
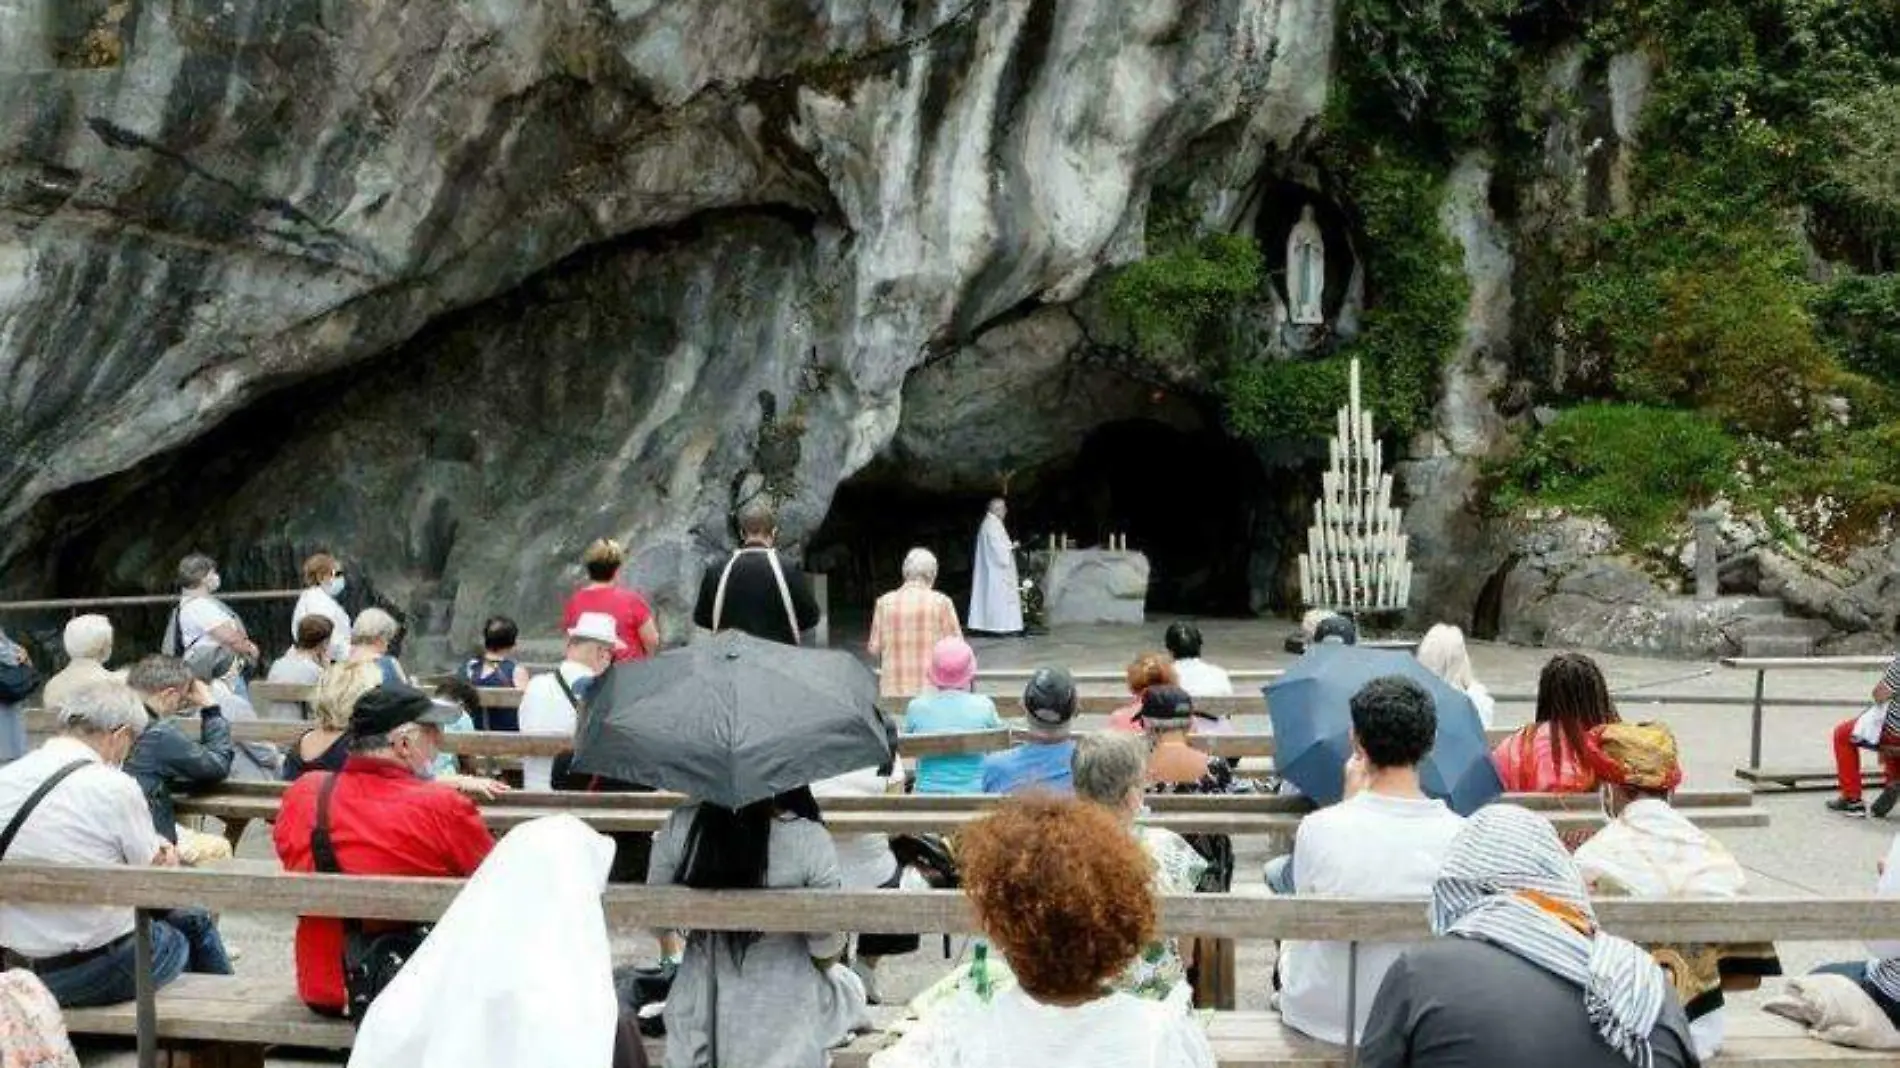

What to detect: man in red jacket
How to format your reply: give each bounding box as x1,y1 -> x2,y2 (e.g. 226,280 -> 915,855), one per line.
274,685 -> 493,1015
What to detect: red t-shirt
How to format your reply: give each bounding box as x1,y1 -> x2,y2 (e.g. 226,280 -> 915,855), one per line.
563,585 -> 654,662
273,758 -> 494,1013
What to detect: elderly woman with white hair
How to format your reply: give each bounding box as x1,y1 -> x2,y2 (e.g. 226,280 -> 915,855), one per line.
41,614 -> 125,715
1415,624 -> 1495,728
868,547 -> 962,698
1071,733 -> 1206,1003
349,607 -> 409,687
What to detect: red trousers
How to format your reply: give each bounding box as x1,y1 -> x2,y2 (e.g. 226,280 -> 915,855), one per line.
1833,717 -> 1900,801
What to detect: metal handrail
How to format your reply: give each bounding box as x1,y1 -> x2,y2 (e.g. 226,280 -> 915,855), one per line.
0,590 -> 303,613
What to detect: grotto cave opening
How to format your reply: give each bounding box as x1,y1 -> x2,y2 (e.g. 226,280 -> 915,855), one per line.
806,418 -> 1287,630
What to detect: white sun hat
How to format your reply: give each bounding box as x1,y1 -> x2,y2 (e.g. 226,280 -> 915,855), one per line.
568,611 -> 627,651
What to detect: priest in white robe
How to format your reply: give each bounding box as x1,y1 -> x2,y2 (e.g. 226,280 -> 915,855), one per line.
969,498 -> 1024,634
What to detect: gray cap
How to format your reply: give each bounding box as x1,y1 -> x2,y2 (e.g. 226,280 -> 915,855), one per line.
1022,667 -> 1077,727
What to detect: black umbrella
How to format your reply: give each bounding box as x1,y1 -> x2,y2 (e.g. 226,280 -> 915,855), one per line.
569,631 -> 892,809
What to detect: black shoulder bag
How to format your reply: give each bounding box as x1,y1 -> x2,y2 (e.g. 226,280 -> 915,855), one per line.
310,773 -> 431,1020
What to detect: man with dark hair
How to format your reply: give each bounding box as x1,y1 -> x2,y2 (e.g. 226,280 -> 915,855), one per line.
692,499 -> 822,645
1276,675 -> 1464,1047
1164,621 -> 1233,697
979,667 -> 1079,795
273,685 -> 493,1015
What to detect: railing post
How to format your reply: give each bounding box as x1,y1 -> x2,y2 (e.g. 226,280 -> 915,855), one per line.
1749,669 -> 1767,772
1345,940 -> 1360,1068
135,909 -> 157,1068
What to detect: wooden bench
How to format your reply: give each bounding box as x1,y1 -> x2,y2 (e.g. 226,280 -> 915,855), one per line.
20,708 -> 1515,761
1721,656 -> 1887,790
4,864 -> 1894,1068
55,981 -> 1869,1067
171,783 -> 1768,837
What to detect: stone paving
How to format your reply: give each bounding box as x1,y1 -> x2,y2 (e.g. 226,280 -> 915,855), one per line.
76,619 -> 1900,1065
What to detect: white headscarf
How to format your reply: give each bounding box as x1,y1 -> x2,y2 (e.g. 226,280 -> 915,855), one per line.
348,815 -> 620,1068
1432,806 -> 1670,1068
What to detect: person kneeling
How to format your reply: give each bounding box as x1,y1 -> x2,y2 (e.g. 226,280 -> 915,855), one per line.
0,683 -> 231,1007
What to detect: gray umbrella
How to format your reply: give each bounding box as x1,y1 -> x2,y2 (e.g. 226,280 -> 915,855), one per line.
569,630 -> 893,809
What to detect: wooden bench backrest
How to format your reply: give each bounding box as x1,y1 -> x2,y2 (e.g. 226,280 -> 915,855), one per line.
193,777 -> 1755,812
0,864 -> 1889,944
23,709 -> 1513,760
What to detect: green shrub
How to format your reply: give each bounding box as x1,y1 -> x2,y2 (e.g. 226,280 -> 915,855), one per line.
1566,163 -> 1831,434
1502,404 -> 1738,542
1103,234 -> 1264,361
1814,273 -> 1900,384
1222,359 -> 1352,443
1337,0 -> 1517,152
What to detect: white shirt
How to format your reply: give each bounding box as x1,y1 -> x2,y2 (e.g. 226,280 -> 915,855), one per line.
0,738 -> 164,956
177,594 -> 241,654
813,764 -> 903,889
870,987 -> 1214,1068
517,661 -> 595,792
1278,791 -> 1466,1045
1575,798 -> 1749,1063
1465,681 -> 1497,729
291,588 -> 353,662
1171,658 -> 1234,698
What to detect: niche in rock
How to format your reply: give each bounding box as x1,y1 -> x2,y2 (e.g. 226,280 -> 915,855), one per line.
807,420 -> 1274,626
1253,181 -> 1357,331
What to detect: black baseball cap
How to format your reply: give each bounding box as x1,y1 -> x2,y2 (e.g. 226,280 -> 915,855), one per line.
1138,684 -> 1195,723
1022,667 -> 1077,727
350,684 -> 462,737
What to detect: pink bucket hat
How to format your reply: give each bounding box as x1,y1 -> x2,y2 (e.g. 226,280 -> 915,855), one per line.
927,637 -> 977,691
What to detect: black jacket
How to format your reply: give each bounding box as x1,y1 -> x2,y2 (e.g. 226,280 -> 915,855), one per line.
125,708 -> 234,841
692,548 -> 822,645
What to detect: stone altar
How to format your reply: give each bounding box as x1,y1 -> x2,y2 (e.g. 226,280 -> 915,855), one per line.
1042,549 -> 1150,626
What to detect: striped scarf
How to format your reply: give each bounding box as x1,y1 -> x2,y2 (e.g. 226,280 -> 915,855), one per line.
1431,806 -> 1670,1068
1870,959 -> 1900,1003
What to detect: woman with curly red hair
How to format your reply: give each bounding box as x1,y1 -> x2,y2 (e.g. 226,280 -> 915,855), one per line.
1106,652 -> 1178,732
871,797 -> 1214,1068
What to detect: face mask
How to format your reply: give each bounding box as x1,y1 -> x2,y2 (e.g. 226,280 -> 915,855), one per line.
205,572 -> 222,593
323,576 -> 346,597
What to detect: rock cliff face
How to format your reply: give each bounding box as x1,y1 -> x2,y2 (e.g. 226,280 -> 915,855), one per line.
0,0 -> 1337,645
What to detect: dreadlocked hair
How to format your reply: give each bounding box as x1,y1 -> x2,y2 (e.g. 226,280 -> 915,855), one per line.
1533,652 -> 1620,784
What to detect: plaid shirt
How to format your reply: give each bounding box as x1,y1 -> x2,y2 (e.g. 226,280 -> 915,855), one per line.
869,582 -> 961,698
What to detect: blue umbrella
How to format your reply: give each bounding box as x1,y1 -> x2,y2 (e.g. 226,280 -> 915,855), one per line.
1265,643 -> 1503,815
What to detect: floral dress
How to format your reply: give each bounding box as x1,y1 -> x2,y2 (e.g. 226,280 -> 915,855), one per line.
1146,752 -> 1255,892
0,971 -> 78,1068
1117,827 -> 1209,1002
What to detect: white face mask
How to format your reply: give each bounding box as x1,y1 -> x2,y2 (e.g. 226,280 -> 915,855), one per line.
205,572 -> 222,593
323,576 -> 346,597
